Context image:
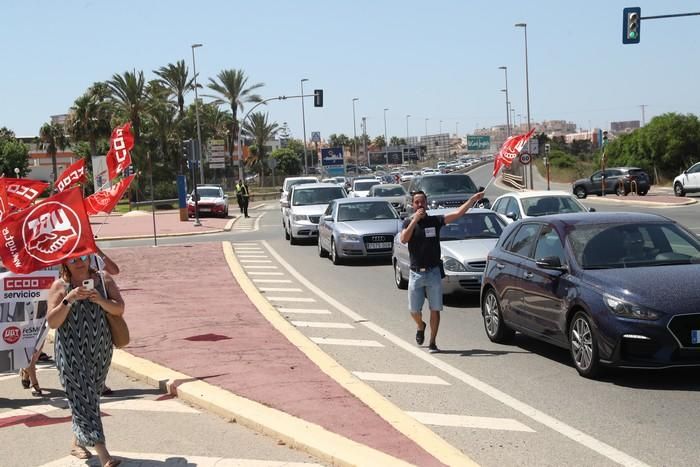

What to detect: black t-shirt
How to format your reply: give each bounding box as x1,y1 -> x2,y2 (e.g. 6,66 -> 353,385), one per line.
402,215 -> 445,269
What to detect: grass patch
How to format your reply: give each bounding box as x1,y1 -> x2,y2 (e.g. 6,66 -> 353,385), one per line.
536,159 -> 598,184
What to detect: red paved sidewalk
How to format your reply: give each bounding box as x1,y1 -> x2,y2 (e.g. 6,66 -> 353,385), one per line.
90,210 -> 233,239
108,243 -> 442,466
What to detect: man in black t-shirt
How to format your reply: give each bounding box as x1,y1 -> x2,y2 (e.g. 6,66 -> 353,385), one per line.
400,189 -> 484,353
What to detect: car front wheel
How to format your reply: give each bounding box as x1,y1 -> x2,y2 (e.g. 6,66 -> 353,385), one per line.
674,182 -> 685,197
394,259 -> 407,289
330,239 -> 342,265
482,289 -> 514,343
574,186 -> 587,199
569,311 -> 601,378
318,236 -> 328,257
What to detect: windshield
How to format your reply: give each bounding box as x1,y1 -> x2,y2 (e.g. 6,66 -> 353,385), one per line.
569,222 -> 700,269
195,188 -> 222,198
373,186 -> 405,197
354,180 -> 380,191
292,187 -> 345,206
285,178 -> 317,191
440,213 -> 505,241
421,175 -> 477,195
337,202 -> 398,222
521,196 -> 585,216
333,177 -> 346,183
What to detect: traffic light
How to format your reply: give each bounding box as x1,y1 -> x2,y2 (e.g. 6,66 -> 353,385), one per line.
622,7 -> 641,44
544,143 -> 551,155
182,139 -> 192,159
603,131 -> 609,145
314,89 -> 323,107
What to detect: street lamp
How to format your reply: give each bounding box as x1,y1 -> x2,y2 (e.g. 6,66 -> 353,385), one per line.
498,66 -> 511,136
383,108 -> 389,165
439,120 -> 443,134
405,114 -> 411,165
352,98 -> 359,164
191,43 -> 203,226
362,116 -> 368,167
13,167 -> 20,178
515,22 -> 533,189
300,78 -> 309,175
455,121 -> 460,136
425,118 -> 429,136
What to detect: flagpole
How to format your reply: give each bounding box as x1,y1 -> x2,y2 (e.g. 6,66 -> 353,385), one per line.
92,212 -> 112,238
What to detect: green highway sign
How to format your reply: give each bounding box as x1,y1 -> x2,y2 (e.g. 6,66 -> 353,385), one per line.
467,135 -> 491,151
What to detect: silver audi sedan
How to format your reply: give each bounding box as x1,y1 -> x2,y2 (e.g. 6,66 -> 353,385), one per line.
318,198 -> 403,265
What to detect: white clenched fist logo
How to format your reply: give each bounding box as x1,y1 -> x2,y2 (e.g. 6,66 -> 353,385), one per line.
22,203 -> 81,263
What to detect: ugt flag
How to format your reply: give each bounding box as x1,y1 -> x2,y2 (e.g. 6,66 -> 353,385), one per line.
493,128 -> 536,177
55,158 -> 87,193
84,174 -> 135,216
106,122 -> 134,181
0,187 -> 97,274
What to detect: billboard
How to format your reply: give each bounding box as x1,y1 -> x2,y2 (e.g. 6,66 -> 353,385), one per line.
321,147 -> 344,166
467,135 -> 491,151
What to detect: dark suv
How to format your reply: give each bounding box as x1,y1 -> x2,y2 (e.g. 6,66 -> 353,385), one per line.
404,173 -> 489,213
572,167 -> 650,199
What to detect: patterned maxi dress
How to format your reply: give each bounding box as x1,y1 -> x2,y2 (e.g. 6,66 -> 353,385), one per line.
54,277 -> 112,446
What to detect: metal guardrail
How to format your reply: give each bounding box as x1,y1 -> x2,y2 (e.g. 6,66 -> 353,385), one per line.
502,173 -> 525,190
131,198 -> 178,207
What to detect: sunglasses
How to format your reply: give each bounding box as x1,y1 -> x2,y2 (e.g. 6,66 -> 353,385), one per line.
66,255 -> 90,265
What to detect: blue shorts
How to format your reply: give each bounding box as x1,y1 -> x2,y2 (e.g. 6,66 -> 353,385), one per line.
408,267 -> 443,313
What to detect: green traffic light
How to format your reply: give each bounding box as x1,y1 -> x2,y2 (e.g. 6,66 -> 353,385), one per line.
629,31 -> 637,39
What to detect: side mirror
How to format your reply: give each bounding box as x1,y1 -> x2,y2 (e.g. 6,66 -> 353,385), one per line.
506,211 -> 518,220
323,215 -> 333,222
683,170 -> 688,175
281,200 -> 289,208
589,207 -> 596,212
536,256 -> 568,271
279,188 -> 283,193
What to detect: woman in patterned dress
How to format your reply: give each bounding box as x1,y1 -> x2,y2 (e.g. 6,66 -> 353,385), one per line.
47,254 -> 124,467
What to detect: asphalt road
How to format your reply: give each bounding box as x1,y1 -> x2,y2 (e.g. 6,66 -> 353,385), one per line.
100,165 -> 700,466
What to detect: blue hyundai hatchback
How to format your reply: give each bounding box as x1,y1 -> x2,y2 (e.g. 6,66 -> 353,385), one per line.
481,212 -> 700,378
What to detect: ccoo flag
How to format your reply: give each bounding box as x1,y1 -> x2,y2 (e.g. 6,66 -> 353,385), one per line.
493,128 -> 536,177
106,122 -> 134,181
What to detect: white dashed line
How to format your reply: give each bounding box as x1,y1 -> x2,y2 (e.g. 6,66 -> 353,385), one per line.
246,272 -> 284,276
244,265 -> 278,269
277,308 -> 332,315
407,411 -> 535,433
266,296 -> 316,302
352,371 -> 450,385
253,279 -> 293,284
240,260 -> 273,263
259,287 -> 303,292
291,321 -> 355,329
311,337 -> 384,347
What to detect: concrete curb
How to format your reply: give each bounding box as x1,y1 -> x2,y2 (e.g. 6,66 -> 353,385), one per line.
223,242 -> 477,467
94,215 -> 240,241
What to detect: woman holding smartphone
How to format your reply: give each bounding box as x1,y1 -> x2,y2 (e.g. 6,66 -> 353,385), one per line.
47,254 -> 125,467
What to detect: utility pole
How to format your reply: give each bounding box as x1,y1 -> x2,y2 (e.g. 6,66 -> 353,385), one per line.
640,104 -> 647,126
362,117 -> 368,167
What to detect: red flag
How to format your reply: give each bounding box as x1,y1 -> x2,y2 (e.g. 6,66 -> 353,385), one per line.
55,159 -> 88,193
0,187 -> 96,274
106,122 -> 134,180
84,175 -> 135,215
493,128 -> 536,177
0,184 -> 8,223
0,179 -> 50,210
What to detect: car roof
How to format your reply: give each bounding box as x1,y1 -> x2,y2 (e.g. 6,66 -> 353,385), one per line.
426,208 -> 496,216
372,183 -> 403,189
292,182 -> 344,190
335,197 -> 392,205
496,190 -> 574,200
524,211 -> 669,226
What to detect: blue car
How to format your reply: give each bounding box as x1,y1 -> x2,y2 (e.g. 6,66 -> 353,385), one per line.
481,212 -> 700,378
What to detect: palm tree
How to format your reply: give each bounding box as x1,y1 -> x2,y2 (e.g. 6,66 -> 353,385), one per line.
145,80 -> 180,174
242,112 -> 279,186
205,69 -> 264,164
153,60 -> 197,116
39,121 -> 68,185
66,82 -> 113,158
107,70 -> 147,144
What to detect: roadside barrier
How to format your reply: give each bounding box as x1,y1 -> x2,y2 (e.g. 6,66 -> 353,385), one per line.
502,172 -> 525,190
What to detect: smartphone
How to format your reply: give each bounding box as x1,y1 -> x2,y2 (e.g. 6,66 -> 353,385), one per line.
82,279 -> 94,290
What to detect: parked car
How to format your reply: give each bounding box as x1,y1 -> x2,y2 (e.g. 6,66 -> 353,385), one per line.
282,183 -> 347,244
393,209 -> 507,294
491,190 -> 591,223
279,176 -> 318,211
187,185 -> 229,218
481,212 -> 700,378
404,173 -> 489,213
318,198 -> 402,264
350,179 -> 381,197
673,162 -> 700,197
368,183 -> 407,212
572,167 -> 650,199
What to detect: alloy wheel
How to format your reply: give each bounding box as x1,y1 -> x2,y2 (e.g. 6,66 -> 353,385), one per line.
571,317 -> 593,371
484,292 -> 500,337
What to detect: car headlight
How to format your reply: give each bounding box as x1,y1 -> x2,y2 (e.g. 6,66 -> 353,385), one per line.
442,256 -> 467,272
603,295 -> 659,320
339,233 -> 361,243
292,214 -> 309,222
429,200 -> 439,209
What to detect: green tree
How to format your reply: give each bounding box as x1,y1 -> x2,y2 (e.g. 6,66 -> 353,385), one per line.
66,82 -> 113,158
144,79 -> 180,177
153,60 -> 197,116
242,112 -> 279,186
373,135 -> 386,148
269,147 -> 302,175
39,121 -> 68,184
0,127 -> 17,141
107,70 -> 147,144
0,138 -> 29,178
328,133 -> 351,148
390,136 -> 406,146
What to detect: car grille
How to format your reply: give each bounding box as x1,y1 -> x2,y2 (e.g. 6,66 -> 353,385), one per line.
197,203 -> 215,208
363,234 -> 394,253
458,278 -> 481,291
437,199 -> 468,208
467,261 -> 486,271
391,202 -> 402,209
667,314 -> 700,349
309,216 -> 320,224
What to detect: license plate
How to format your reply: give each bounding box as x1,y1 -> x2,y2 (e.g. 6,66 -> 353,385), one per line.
692,330 -> 700,344
199,208 -> 210,212
367,242 -> 392,249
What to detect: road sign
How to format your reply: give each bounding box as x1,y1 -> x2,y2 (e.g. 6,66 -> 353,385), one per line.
267,158 -> 277,169
519,152 -> 531,165
321,147 -> 344,166
311,131 -> 321,143
527,138 -> 539,155
467,135 -> 491,151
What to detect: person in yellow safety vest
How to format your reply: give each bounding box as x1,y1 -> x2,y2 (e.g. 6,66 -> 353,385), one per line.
240,181 -> 250,218
235,180 -> 244,214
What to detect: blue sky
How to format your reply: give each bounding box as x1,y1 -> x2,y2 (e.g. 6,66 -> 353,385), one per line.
3,0 -> 699,141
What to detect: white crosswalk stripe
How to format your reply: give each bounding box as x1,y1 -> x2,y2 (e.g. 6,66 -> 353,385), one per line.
291,321 -> 355,329
352,372 -> 450,385
311,337 -> 383,347
407,411 -> 535,432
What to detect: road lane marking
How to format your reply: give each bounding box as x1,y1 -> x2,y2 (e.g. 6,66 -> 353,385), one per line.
253,279 -> 293,283
244,265 -> 278,269
39,453 -> 323,467
232,242 -> 260,246
291,321 -> 355,329
246,272 -> 284,276
262,240 -> 651,467
237,255 -> 269,258
254,212 -> 266,231
311,337 -> 384,347
353,372 -> 450,385
277,308 -> 332,315
259,287 -> 303,292
240,260 -> 273,263
266,296 -> 316,302
407,411 -> 535,432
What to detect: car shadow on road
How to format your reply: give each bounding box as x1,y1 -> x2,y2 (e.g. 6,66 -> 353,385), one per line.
437,348 -> 530,357
444,293 -> 481,309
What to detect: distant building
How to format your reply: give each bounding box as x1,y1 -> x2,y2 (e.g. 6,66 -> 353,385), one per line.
610,120 -> 640,134
27,149 -> 78,182
420,133 -> 450,160
540,120 -> 577,137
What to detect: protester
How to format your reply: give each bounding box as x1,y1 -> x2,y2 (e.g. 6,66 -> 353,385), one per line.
19,349 -> 43,396
47,254 -> 125,467
235,180 -> 244,214
240,180 -> 250,218
399,189 -> 484,353
90,247 -> 119,396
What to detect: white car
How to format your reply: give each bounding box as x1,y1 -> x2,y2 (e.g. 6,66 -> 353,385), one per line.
282,183 -> 347,244
279,176 -> 318,210
491,190 -> 591,223
400,171 -> 416,183
350,179 -> 381,197
673,162 -> 700,197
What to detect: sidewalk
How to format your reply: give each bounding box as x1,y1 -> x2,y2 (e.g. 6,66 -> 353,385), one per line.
99,241 -> 469,466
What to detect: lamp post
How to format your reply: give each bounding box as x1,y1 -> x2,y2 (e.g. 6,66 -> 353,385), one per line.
424,118 -> 429,136
405,114 -> 411,165
191,43 -> 205,189
13,167 -> 19,178
300,78 -> 309,174
362,116 -> 368,167
455,122 -> 459,136
383,108 -> 389,165
352,98 -> 359,164
515,22 -> 533,189
439,120 -> 443,134
498,66 -> 511,136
